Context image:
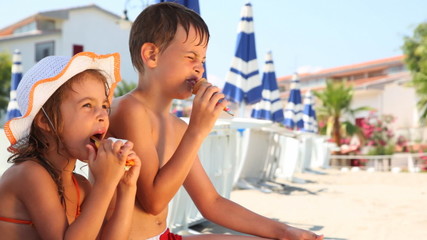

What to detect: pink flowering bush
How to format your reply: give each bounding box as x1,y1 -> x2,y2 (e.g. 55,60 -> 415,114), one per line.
360,112 -> 396,155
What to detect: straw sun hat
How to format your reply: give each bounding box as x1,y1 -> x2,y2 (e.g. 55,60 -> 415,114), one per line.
4,52 -> 121,153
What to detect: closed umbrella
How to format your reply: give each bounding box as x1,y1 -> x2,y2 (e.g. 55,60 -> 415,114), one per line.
173,100 -> 184,117
251,51 -> 284,123
158,0 -> 199,13
283,74 -> 303,129
302,90 -> 318,133
222,2 -> 262,107
6,49 -> 22,120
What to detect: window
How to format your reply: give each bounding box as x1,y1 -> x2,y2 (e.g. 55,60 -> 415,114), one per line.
35,41 -> 54,61
73,45 -> 84,55
14,22 -> 37,34
38,20 -> 55,31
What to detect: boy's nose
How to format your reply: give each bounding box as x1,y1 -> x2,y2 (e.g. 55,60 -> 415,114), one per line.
194,62 -> 205,76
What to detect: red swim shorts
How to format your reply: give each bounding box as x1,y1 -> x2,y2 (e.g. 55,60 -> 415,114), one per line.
160,228 -> 182,240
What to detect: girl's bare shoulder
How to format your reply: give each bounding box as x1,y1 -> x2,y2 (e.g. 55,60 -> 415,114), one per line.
0,160 -> 58,208
1,160 -> 55,188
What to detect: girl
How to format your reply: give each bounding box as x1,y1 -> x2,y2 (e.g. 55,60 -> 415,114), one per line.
0,52 -> 141,240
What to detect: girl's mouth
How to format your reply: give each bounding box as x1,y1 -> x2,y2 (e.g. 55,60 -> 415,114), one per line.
90,134 -> 102,150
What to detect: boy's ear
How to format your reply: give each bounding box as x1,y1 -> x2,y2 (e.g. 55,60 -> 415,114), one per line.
141,43 -> 159,68
34,113 -> 51,132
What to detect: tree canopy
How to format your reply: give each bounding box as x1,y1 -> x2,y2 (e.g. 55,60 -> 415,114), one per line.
402,22 -> 427,122
0,51 -> 12,120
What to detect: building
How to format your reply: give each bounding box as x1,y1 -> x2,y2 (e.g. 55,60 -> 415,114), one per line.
0,4 -> 136,82
278,56 -> 424,142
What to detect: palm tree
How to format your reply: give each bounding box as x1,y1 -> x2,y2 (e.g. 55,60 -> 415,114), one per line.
314,80 -> 370,147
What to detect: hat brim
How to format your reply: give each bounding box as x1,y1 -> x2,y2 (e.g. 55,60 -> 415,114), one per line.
4,52 -> 121,153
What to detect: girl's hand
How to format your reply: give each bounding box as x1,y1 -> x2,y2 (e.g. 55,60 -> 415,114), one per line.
119,149 -> 141,188
86,139 -> 131,186
189,81 -> 228,137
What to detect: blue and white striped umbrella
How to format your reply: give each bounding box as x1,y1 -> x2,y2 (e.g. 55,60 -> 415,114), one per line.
173,100 -> 184,117
302,90 -> 318,133
6,49 -> 22,120
251,51 -> 284,123
222,2 -> 262,105
158,0 -> 200,13
283,74 -> 303,129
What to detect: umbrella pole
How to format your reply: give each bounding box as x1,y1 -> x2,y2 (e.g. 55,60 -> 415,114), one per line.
239,102 -> 246,118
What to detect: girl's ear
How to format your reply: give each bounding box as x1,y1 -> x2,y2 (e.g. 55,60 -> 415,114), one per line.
140,43 -> 159,68
34,112 -> 51,132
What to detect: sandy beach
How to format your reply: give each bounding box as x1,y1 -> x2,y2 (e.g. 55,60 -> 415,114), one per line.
190,169 -> 427,240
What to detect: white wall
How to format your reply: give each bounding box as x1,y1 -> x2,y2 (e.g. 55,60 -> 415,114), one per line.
0,7 -> 136,84
383,83 -> 418,129
62,8 -> 136,82
352,89 -> 382,118
0,33 -> 61,74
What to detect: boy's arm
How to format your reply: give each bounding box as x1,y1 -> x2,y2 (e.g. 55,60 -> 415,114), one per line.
112,85 -> 226,215
185,158 -> 323,240
116,109 -> 206,214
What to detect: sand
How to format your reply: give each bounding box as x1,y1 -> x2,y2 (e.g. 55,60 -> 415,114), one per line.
190,169 -> 427,240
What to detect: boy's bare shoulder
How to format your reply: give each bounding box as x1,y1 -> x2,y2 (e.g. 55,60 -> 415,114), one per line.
109,93 -> 151,131
110,93 -> 147,117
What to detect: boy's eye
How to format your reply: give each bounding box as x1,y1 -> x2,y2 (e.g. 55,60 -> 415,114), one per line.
187,56 -> 194,60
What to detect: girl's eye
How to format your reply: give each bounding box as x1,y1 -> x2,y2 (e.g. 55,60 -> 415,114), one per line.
83,103 -> 92,108
103,104 -> 111,114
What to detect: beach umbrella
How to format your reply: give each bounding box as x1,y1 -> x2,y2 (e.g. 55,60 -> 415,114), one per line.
283,74 -> 303,129
6,49 -> 22,120
302,90 -> 318,133
222,2 -> 262,107
173,100 -> 184,117
158,0 -> 200,13
250,51 -> 284,123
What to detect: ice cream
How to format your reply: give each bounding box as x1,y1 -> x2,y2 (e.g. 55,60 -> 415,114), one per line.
192,78 -> 234,116
90,136 -> 136,170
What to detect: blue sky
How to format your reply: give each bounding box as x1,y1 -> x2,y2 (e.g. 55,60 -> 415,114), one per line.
1,0 -> 427,85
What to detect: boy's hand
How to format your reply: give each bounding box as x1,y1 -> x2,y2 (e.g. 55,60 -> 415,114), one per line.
189,81 -> 228,136
282,225 -> 323,240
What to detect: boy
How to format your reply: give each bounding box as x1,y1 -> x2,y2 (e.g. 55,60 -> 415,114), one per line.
109,2 -> 323,240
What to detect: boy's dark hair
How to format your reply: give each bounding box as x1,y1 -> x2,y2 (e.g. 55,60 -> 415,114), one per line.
129,2 -> 210,73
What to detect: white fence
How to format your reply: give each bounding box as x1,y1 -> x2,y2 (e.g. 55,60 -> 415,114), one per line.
0,119 -> 333,233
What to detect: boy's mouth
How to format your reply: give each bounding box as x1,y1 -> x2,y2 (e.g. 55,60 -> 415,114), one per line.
187,78 -> 198,89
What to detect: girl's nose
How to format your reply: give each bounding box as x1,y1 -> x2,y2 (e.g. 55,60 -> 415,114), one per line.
97,107 -> 109,122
